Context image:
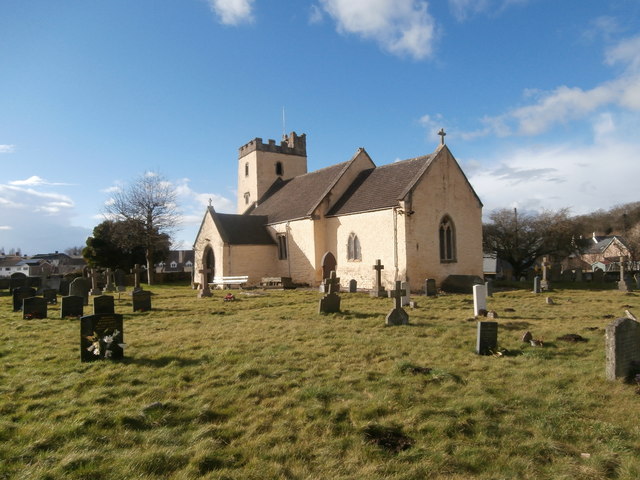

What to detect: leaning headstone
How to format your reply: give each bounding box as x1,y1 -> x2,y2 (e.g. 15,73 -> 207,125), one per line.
473,284 -> 487,317
103,268 -> 116,293
533,276 -> 541,294
540,256 -> 551,291
114,269 -> 126,292
93,295 -> 115,315
132,290 -> 152,312
61,295 -> 84,318
618,257 -> 633,292
370,259 -> 386,297
80,313 -> 124,362
69,277 -> 90,306
385,281 -> 409,326
424,278 -> 437,297
319,271 -> 341,313
400,281 -> 410,307
23,296 -> 47,319
89,269 -> 103,296
42,288 -> 58,305
12,286 -> 36,311
605,317 -> 640,380
348,279 -> 357,293
476,321 -> 498,355
485,279 -> 494,297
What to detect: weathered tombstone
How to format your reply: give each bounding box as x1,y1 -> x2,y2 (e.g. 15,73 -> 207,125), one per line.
485,279 -> 494,297
618,257 -> 633,292
592,268 -> 605,283
424,278 -> 437,297
549,263 -> 562,282
605,317 -> 640,380
476,321 -> 498,355
635,273 -> 640,290
385,281 -> 409,326
43,276 -> 61,292
198,266 -> 212,298
370,259 -> 386,297
103,268 -> 116,293
80,313 -> 124,362
131,264 -> 143,293
473,284 -> 487,317
12,286 -> 36,311
60,276 -> 73,295
61,295 -> 84,318
132,290 -> 152,312
533,276 -> 541,294
400,281 -> 410,307
114,269 -> 126,292
0,278 -> 10,290
540,256 -> 551,291
93,295 -> 115,315
42,288 -> 58,305
318,271 -> 341,313
23,296 -> 47,319
9,272 -> 27,292
89,269 -> 103,296
69,277 -> 90,306
348,279 -> 357,293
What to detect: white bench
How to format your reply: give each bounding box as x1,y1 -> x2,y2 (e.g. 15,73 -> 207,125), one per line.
209,276 -> 249,289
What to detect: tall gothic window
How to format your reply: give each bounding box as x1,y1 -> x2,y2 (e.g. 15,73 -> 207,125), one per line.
277,235 -> 288,260
347,233 -> 361,261
439,216 -> 456,262
275,161 -> 283,176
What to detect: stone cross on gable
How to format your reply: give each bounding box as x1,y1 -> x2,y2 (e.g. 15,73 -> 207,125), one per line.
131,264 -> 143,292
438,128 -> 446,145
198,265 -> 212,298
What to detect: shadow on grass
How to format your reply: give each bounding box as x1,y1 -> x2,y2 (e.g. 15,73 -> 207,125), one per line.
122,356 -> 205,367
336,310 -> 380,319
501,321 -> 531,330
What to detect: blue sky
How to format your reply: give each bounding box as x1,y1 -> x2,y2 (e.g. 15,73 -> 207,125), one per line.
1,0 -> 640,255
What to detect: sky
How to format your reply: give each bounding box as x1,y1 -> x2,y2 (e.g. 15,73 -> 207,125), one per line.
1,0 -> 640,255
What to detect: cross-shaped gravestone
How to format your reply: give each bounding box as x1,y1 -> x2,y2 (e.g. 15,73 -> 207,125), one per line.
540,256 -> 551,291
89,268 -> 102,296
104,268 -> 116,293
318,271 -> 341,313
131,264 -> 143,293
619,256 -> 633,292
198,266 -> 212,298
385,280 -> 409,326
370,259 -> 386,297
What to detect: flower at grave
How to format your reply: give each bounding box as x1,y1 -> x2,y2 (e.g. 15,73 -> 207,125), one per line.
224,293 -> 235,302
86,330 -> 125,359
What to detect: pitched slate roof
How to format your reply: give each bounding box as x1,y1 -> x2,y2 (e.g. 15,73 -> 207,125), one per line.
585,235 -> 629,254
327,154 -> 436,216
251,161 -> 351,223
208,208 -> 275,245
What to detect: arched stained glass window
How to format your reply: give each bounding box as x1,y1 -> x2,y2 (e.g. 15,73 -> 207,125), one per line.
347,233 -> 362,261
439,216 -> 456,262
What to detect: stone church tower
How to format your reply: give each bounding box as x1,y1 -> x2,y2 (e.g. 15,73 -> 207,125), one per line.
236,132 -> 307,213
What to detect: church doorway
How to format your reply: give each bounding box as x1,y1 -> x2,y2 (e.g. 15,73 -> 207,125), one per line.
321,252 -> 337,279
203,246 -> 215,283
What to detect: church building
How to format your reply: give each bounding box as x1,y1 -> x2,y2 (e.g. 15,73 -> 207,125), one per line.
193,131 -> 483,291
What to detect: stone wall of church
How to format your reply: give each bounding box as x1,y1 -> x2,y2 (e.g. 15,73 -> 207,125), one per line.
268,219 -> 318,285
193,212 -> 227,281
403,147 -> 483,289
227,244 -> 278,284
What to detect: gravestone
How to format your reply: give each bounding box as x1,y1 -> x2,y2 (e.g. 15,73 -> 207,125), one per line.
69,277 -> 90,306
485,279 -> 494,297
89,269 -> 103,296
93,295 -> 115,315
635,273 -> 640,290
348,279 -> 357,293
198,266 -> 212,298
618,257 -> 633,292
132,290 -> 152,312
0,278 -> 9,290
400,281 -> 410,307
318,271 -> 341,313
385,281 -> 409,326
540,257 -> 551,291
80,313 -> 124,362
549,263 -> 562,282
23,296 -> 47,319
9,273 -> 27,292
473,284 -> 487,317
114,269 -> 126,292
12,286 -> 36,311
42,288 -> 58,305
103,268 -> 116,293
605,317 -> 640,380
131,264 -> 143,293
43,276 -> 61,292
533,276 -> 541,294
575,269 -> 583,282
370,259 -> 386,297
424,278 -> 437,296
592,268 -> 605,283
476,321 -> 498,355
561,269 -> 574,282
61,295 -> 84,318
60,276 -> 73,295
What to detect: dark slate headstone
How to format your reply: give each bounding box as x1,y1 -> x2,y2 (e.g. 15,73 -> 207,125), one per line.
61,295 -> 84,318
42,288 -> 58,305
441,275 -> 484,294
93,295 -> 115,315
348,279 -> 357,293
476,321 -> 498,355
0,278 -> 10,290
424,278 -> 437,296
43,276 -> 61,292
60,276 -> 73,295
114,269 -> 126,292
80,313 -> 124,362
13,286 -> 36,311
132,290 -> 152,312
69,277 -> 90,306
9,273 -> 27,292
23,296 -> 47,319
605,317 -> 640,380
27,277 -> 42,289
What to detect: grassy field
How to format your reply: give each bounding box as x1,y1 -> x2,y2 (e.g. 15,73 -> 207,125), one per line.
2,283 -> 640,479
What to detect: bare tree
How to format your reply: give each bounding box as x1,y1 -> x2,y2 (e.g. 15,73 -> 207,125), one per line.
104,172 -> 180,285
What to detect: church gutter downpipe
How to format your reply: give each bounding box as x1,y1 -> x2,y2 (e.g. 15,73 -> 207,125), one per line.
286,221 -> 291,278
393,207 -> 399,283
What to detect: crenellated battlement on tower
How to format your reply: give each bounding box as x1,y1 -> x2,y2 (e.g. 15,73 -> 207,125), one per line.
238,131 -> 306,158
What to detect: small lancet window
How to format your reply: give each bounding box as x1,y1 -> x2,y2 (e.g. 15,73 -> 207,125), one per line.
244,192 -> 250,205
245,163 -> 249,177
439,216 -> 456,262
275,161 -> 283,176
347,233 -> 362,261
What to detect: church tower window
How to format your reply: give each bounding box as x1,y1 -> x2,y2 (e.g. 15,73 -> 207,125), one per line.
275,161 -> 283,176
244,192 -> 250,205
245,162 -> 249,177
347,233 -> 361,261
439,216 -> 456,262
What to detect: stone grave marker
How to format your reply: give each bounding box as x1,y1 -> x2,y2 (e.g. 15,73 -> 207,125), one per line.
9,273 -> 27,292
473,284 -> 487,316
348,279 -> 357,293
198,266 -> 212,298
550,263 -> 562,282
476,321 -> 498,355
93,295 -> 115,315
318,271 -> 341,313
370,259 -> 386,297
60,276 -> 73,295
61,295 -> 84,318
385,281 -> 409,326
540,256 -> 551,291
485,279 -> 494,297
80,313 -> 124,362
0,278 -> 10,290
89,269 -> 103,296
605,317 -> 640,380
618,257 -> 633,292
42,288 -> 58,305
43,276 -> 61,292
23,296 -> 47,319
592,268 -> 605,283
69,277 -> 90,306
132,290 -> 152,312
131,264 -> 143,293
424,278 -> 437,297
635,273 -> 640,290
533,276 -> 541,294
401,281 -> 410,307
103,268 -> 116,293
12,286 -> 36,312
575,269 -> 583,282
114,269 -> 126,292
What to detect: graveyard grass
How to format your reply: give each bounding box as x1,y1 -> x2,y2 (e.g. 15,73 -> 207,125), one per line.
2,284 -> 640,479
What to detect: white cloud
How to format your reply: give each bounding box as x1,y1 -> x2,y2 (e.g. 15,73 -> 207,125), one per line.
309,4 -> 324,24
319,0 -> 436,60
448,0 -> 528,22
9,176 -> 73,187
0,225 -> 12,230
208,0 -> 254,25
0,144 -> 16,153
